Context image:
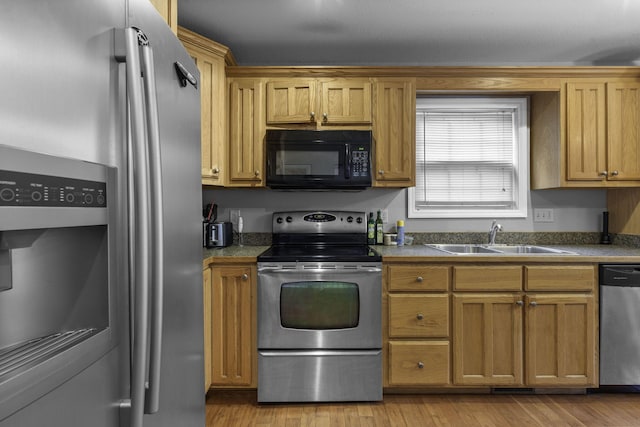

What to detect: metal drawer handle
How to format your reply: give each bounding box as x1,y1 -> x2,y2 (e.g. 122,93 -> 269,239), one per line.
417,362 -> 424,369
416,276 -> 424,282
416,313 -> 424,320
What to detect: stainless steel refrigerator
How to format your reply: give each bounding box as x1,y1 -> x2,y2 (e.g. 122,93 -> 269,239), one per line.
0,1 -> 204,426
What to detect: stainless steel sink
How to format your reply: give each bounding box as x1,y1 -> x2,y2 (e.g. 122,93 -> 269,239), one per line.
425,243 -> 577,255
426,244 -> 502,254
485,245 -> 577,255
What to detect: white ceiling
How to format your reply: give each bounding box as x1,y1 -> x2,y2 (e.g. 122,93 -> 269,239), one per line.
178,0 -> 640,66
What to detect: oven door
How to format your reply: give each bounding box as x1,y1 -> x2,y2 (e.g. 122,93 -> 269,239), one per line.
257,263 -> 382,350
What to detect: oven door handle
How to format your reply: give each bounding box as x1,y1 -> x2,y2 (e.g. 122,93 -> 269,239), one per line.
258,267 -> 382,273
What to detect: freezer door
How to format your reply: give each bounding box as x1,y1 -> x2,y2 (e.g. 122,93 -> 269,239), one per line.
0,1 -> 127,426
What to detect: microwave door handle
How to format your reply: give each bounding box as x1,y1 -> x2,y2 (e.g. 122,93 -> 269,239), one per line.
345,145 -> 351,179
140,37 -> 164,416
122,26 -> 152,427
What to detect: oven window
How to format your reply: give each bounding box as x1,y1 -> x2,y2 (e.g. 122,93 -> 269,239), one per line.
275,151 -> 339,176
280,281 -> 359,329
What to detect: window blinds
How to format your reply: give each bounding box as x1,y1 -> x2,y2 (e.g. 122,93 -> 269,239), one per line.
415,109 -> 517,210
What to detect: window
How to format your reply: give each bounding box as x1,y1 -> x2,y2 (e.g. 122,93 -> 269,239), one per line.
408,97 -> 529,218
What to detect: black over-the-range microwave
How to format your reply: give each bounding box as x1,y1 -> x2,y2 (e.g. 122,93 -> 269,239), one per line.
265,129 -> 373,190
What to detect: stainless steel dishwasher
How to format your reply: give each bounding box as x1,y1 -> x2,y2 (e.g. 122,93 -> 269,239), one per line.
600,264 -> 640,385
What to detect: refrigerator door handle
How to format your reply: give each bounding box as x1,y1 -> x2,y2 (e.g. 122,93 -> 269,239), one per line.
140,36 -> 164,416
121,26 -> 154,427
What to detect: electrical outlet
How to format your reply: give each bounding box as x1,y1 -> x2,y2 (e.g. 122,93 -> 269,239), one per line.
534,208 -> 554,222
381,209 -> 389,223
230,209 -> 240,227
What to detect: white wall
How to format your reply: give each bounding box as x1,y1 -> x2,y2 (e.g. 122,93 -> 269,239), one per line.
202,187 -> 607,233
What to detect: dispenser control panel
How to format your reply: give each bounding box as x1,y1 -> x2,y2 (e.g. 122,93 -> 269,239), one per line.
0,170 -> 107,207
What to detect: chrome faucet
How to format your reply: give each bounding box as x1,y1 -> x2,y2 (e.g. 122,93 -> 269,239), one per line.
488,220 -> 502,245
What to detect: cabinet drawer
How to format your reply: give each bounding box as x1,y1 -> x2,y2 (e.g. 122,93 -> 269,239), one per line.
525,265 -> 596,291
389,294 -> 449,338
387,265 -> 450,291
388,341 -> 450,385
454,266 -> 522,291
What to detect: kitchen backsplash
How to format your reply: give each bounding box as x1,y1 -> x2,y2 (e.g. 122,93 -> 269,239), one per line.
203,187 -> 608,233
232,231 -> 637,247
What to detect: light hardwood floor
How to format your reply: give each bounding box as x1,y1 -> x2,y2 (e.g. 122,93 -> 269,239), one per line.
206,391 -> 640,426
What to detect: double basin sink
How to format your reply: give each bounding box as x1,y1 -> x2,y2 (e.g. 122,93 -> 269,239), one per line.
426,244 -> 577,255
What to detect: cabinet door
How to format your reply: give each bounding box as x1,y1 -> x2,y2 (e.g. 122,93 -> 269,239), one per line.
319,79 -> 372,124
566,82 -> 607,181
179,29 -> 229,186
373,79 -> 415,187
228,79 -> 265,186
453,294 -> 523,385
525,293 -> 596,386
607,83 -> 640,180
203,266 -> 213,392
266,79 -> 316,124
211,265 -> 256,386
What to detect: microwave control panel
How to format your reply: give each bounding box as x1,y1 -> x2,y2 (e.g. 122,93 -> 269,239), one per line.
0,170 -> 107,207
351,149 -> 369,177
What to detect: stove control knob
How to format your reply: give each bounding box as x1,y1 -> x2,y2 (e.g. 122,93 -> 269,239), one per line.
347,216 -> 353,223
276,217 -> 283,224
286,216 -> 293,223
356,216 -> 363,224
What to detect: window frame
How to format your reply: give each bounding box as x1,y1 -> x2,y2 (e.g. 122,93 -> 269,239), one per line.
408,96 -> 529,219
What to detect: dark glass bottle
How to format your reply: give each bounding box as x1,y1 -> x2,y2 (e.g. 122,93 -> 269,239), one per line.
375,210 -> 384,245
367,212 -> 375,245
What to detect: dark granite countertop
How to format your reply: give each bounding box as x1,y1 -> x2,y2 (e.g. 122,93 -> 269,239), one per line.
374,244 -> 640,263
203,243 -> 640,264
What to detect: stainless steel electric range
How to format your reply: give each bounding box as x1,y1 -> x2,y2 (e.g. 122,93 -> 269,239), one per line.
257,211 -> 382,403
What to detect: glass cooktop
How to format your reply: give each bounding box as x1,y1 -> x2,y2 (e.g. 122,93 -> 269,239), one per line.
257,244 -> 381,263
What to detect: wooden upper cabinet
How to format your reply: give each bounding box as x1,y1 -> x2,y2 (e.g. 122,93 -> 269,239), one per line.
372,79 -> 416,187
566,82 -> 607,181
266,79 -> 316,124
607,83 -> 640,180
149,0 -> 177,34
565,80 -> 640,186
265,78 -> 372,126
228,78 -> 265,186
320,79 -> 372,124
178,27 -> 235,186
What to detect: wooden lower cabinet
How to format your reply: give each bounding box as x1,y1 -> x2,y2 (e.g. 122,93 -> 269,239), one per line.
210,263 -> 257,387
525,293 -> 596,386
386,262 -> 597,390
453,293 -> 523,385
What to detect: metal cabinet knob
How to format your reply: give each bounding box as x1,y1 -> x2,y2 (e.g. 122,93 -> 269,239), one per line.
416,313 -> 424,320
254,170 -> 260,177
600,171 -> 608,177
416,276 -> 424,282
378,170 -> 385,175
241,273 -> 248,281
323,112 -> 328,122
212,167 -> 220,174
417,362 -> 424,369
611,170 -> 619,176
515,300 -> 524,306
529,301 -> 537,307
310,111 -> 315,119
